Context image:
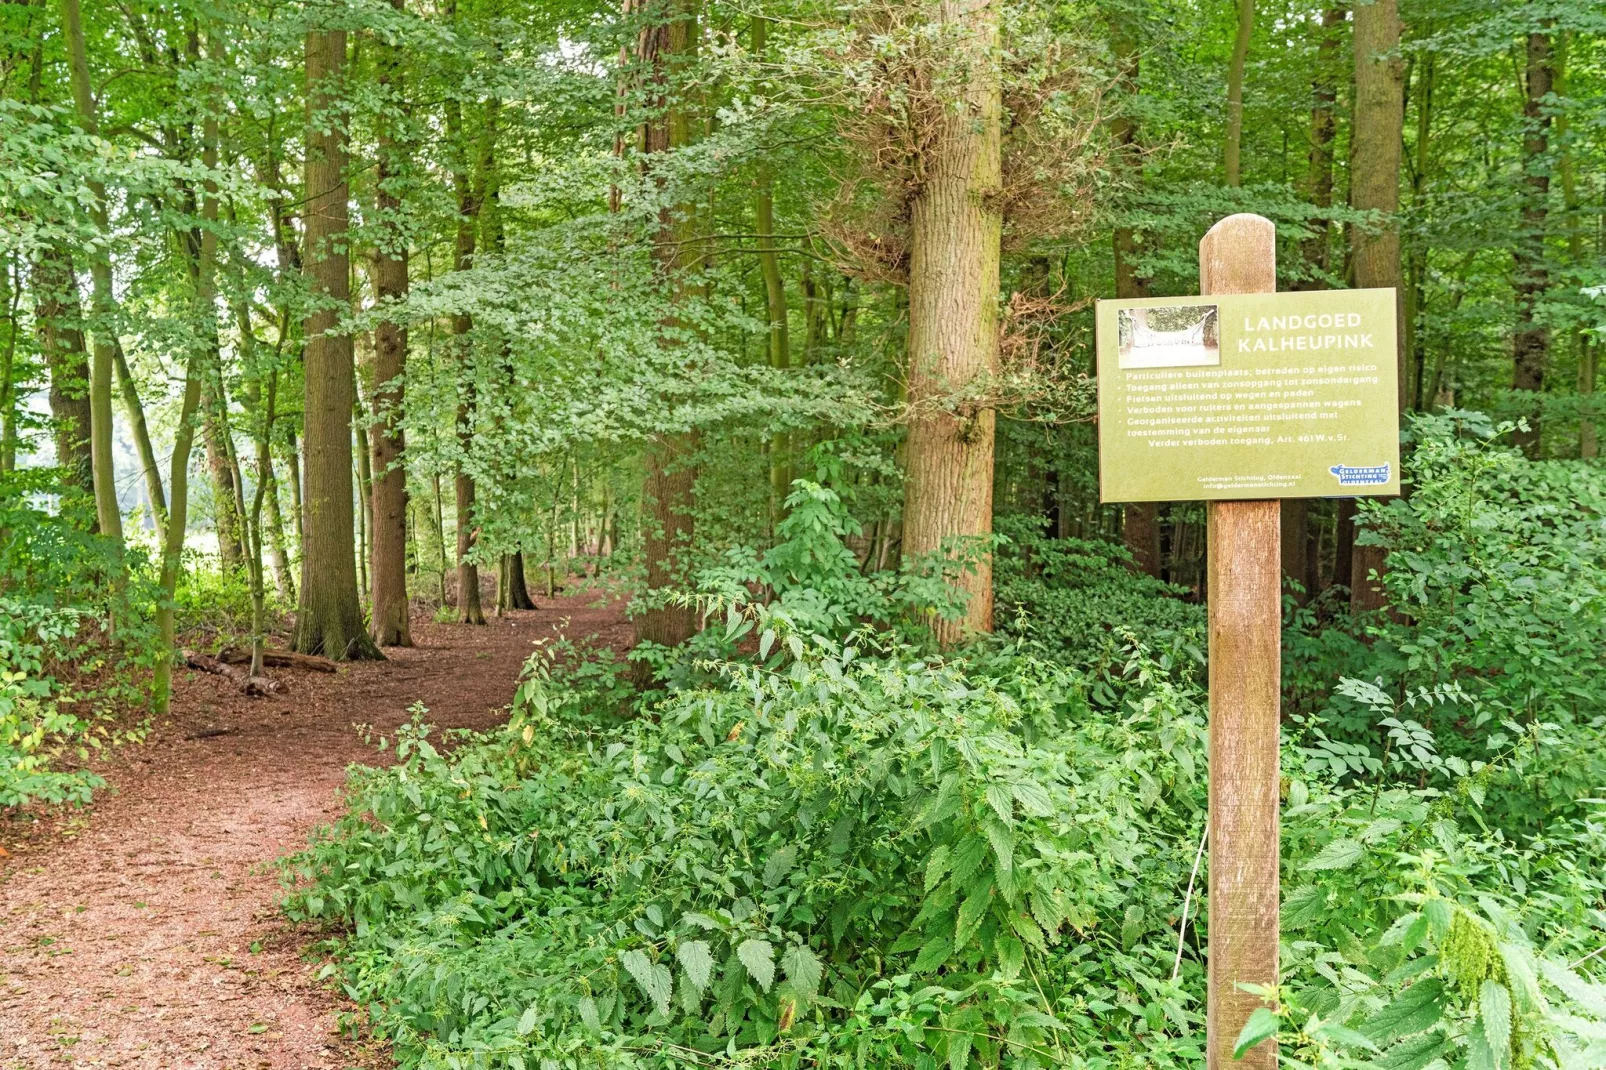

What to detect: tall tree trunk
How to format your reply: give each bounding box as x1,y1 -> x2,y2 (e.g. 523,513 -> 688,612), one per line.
1348,0 -> 1405,615
369,1 -> 412,646
902,0 -> 1002,646
293,23 -> 381,660
1111,18 -> 1161,578
31,252 -> 95,504
1223,0 -> 1255,186
1404,52 -> 1432,410
1512,26 -> 1552,458
355,416 -> 374,602
61,0 -> 123,558
633,0 -> 703,655
284,428 -> 305,549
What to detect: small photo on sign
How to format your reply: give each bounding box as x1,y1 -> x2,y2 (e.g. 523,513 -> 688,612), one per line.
1117,303 -> 1220,369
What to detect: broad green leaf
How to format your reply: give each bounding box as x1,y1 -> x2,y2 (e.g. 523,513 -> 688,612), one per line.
620,949 -> 672,1016
678,940 -> 714,993
577,996 -> 601,1034
781,944 -> 823,996
738,938 -> 776,992
955,879 -> 993,952
517,1001 -> 539,1036
984,783 -> 1014,824
1232,1006 -> 1279,1058
1375,1032 -> 1448,1070
1479,981 -> 1511,1066
1363,979 -> 1445,1045
1304,838 -> 1364,870
925,844 -> 952,893
1010,780 -> 1054,817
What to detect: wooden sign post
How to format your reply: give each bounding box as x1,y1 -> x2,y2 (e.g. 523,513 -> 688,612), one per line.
1093,213 -> 1399,1068
1200,214 -> 1280,1069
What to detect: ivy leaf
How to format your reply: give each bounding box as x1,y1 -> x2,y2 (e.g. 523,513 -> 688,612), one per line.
678,940 -> 714,993
781,944 -> 823,996
1232,1006 -> 1279,1059
620,949 -> 672,1016
738,938 -> 775,992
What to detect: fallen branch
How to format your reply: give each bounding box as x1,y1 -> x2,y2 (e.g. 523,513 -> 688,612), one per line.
183,650 -> 287,696
214,647 -> 338,674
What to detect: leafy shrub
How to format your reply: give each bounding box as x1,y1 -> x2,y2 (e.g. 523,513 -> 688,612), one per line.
0,599 -> 104,807
285,635 -> 1606,1069
992,515 -> 1204,668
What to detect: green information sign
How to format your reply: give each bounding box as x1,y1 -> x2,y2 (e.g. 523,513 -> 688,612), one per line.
1096,288 -> 1401,502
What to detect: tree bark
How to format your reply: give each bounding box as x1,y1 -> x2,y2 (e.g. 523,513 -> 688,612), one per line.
902,0 -> 1002,646
369,1 -> 412,646
202,376 -> 245,572
292,23 -> 381,660
1348,0 -> 1405,615
1512,27 -> 1552,458
114,342 -> 167,526
505,551 -> 535,609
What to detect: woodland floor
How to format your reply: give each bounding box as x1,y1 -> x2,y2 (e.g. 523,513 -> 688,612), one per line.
0,592 -> 632,1070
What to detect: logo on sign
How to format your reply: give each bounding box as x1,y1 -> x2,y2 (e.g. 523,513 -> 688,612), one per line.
1329,463 -> 1390,486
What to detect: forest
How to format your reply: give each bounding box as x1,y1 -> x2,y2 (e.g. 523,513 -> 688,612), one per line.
1,0 -> 1604,1066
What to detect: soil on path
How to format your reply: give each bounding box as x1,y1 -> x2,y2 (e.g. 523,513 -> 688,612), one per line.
0,596 -> 630,1070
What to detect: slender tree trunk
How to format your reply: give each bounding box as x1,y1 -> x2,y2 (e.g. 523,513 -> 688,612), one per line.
1223,0 -> 1255,186
1284,7 -> 1342,601
355,419 -> 373,601
114,342 -> 167,525
1512,26 -> 1552,458
633,0 -> 703,655
202,375 -> 245,572
293,23 -> 381,660
1348,0 -> 1405,615
61,0 -> 123,557
284,428 -> 305,550
445,91 -> 487,627
902,0 -> 1002,646
262,416 -> 293,599
1555,36 -> 1595,459
0,261 -> 16,474
151,358 -> 204,715
369,4 -> 412,645
753,16 -> 793,529
31,253 -> 95,504
1110,20 -> 1161,578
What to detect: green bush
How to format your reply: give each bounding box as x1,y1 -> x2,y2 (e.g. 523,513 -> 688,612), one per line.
285,633 -> 1606,1069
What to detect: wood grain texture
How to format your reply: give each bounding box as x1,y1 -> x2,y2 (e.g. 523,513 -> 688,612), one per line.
1199,213 -> 1281,1070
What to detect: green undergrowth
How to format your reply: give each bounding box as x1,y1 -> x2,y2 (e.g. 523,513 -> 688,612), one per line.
284,626 -> 1606,1069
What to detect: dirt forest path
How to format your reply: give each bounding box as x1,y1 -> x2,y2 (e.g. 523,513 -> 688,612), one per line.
0,595 -> 631,1070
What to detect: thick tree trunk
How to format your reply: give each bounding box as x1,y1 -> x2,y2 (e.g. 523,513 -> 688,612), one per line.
902,0 -> 1002,646
1511,29 -> 1552,458
506,552 -> 536,610
1348,0 -> 1405,615
31,253 -> 95,504
292,25 -> 381,660
633,0 -> 703,655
